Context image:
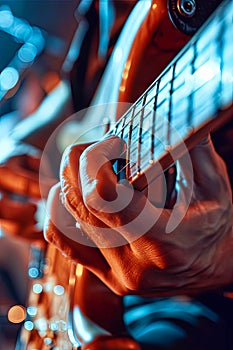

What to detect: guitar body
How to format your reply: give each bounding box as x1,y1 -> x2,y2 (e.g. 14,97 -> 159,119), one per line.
118,0 -> 189,104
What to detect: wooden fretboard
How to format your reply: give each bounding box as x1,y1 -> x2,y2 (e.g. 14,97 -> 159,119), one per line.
109,0 -> 232,191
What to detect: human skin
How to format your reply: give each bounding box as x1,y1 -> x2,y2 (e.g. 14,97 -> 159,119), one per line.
45,135 -> 233,296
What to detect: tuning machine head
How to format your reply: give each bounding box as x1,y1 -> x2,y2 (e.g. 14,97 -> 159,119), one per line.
168,0 -> 223,35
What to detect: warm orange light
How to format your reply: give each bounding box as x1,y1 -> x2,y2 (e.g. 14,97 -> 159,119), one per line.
8,305 -> 26,323
76,264 -> 83,277
42,71 -> 60,93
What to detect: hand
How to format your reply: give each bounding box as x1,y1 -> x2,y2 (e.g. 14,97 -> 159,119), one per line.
45,136 -> 233,296
0,152 -> 55,242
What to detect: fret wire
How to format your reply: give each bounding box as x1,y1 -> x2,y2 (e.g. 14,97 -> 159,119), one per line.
120,110 -> 127,139
126,118 -> 165,168
113,0 -> 231,183
119,61 -> 223,178
167,64 -> 176,146
126,106 -> 135,179
137,93 -> 147,174
151,79 -> 160,162
116,76 -> 172,140
116,137 -> 165,179
116,120 -> 165,179
188,41 -> 197,127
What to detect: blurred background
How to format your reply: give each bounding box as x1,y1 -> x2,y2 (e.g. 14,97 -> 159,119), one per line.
0,0 -> 79,116
0,1 -> 79,348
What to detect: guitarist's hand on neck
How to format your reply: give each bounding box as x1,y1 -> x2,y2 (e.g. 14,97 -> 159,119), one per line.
45,134 -> 232,296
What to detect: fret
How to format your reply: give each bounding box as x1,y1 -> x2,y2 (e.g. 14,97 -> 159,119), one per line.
151,115 -> 170,164
194,41 -> 219,71
159,67 -> 173,91
169,120 -> 192,141
192,83 -> 219,128
111,0 -> 232,189
155,100 -> 170,145
125,108 -> 135,125
113,120 -> 122,136
171,97 -> 189,124
187,41 -> 197,127
145,81 -> 158,105
196,17 -> 220,54
142,108 -> 153,134
150,80 -> 160,163
128,147 -> 139,177
140,111 -> 153,151
119,111 -> 128,139
175,46 -> 194,77
126,106 -> 135,178
137,94 -> 147,174
173,65 -> 192,91
157,82 -> 172,107
167,64 -> 176,146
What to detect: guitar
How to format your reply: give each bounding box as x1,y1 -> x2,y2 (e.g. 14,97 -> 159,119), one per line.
17,0 -> 232,348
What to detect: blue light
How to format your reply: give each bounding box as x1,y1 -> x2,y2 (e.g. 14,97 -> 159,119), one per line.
18,43 -> 37,63
0,6 -> 14,29
32,283 -> 43,294
0,67 -> 19,91
24,320 -> 34,331
28,267 -> 39,279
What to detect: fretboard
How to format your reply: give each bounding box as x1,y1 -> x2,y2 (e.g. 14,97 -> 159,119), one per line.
109,0 -> 232,191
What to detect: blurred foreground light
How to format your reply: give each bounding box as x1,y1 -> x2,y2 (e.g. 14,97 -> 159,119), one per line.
24,320 -> 34,331
54,285 -> 65,296
76,264 -> 83,277
8,305 -> 26,324
18,43 -> 37,63
44,337 -> 53,345
27,306 -> 37,317
0,67 -> 19,91
28,266 -> 40,279
33,283 -> 43,294
14,22 -> 32,41
0,6 -> 14,28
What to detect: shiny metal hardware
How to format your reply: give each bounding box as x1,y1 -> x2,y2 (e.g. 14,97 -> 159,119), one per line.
177,0 -> 196,17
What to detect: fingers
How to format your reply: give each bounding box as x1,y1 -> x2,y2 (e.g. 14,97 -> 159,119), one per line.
79,136 -> 125,204
59,142 -> 121,247
78,136 -> 165,244
44,183 -> 111,273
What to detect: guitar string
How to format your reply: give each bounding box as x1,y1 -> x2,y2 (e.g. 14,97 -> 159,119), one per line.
108,4 -> 228,180
114,71 -> 224,180
109,2 -> 226,141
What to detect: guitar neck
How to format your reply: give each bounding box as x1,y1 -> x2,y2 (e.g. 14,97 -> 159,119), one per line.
109,0 -> 233,191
